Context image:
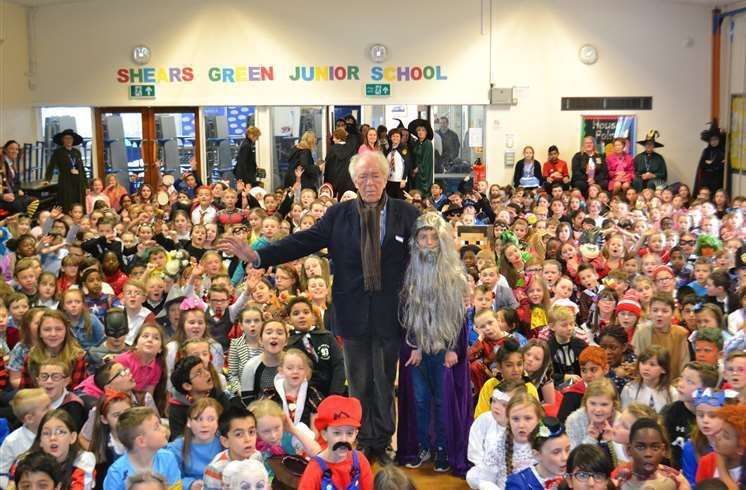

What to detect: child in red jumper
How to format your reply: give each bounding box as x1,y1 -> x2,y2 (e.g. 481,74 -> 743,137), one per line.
298,395 -> 373,490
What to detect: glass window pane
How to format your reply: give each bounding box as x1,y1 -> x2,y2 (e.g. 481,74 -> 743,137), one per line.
432,105 -> 485,194
271,106 -> 323,190
40,107 -> 93,179
154,112 -> 197,178
203,106 -> 255,183
100,111 -> 143,191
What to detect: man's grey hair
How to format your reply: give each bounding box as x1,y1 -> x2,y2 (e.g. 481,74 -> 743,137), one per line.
348,151 -> 389,181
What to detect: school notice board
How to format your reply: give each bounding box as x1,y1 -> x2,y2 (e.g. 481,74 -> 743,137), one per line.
581,115 -> 637,156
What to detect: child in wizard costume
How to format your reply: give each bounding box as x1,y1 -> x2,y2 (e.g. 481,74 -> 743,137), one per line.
396,211 -> 473,475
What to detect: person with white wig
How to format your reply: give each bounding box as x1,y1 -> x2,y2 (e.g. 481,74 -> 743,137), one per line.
397,211 -> 473,475
221,459 -> 269,489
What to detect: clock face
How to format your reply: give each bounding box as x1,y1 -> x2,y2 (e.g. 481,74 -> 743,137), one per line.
579,44 -> 598,65
369,44 -> 388,63
132,45 -> 151,65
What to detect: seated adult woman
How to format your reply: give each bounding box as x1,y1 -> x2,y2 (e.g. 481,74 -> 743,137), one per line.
571,136 -> 608,197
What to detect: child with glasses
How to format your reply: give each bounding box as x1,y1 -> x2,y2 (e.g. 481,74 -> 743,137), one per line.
561,443 -> 613,490
19,409 -> 95,489
36,358 -> 85,431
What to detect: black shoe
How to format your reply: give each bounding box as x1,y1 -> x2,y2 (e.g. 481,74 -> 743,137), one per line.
433,447 -> 450,473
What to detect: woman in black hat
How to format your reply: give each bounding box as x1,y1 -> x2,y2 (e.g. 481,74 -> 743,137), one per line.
694,119 -> 726,197
410,119 -> 434,196
44,129 -> 87,212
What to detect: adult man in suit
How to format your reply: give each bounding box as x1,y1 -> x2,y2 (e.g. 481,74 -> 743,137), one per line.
218,151 -> 420,464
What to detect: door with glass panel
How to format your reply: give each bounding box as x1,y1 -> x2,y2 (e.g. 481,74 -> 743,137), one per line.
202,106 -> 256,184
271,106 -> 324,190
95,107 -> 201,192
430,105 -> 485,193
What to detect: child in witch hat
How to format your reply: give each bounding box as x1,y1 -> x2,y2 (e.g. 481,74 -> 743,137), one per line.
297,395 -> 373,490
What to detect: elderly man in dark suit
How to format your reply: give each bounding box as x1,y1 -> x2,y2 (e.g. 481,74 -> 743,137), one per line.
218,151 -> 419,464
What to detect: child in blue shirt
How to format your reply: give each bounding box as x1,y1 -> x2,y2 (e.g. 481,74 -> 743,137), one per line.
167,398 -> 223,490
103,407 -> 181,490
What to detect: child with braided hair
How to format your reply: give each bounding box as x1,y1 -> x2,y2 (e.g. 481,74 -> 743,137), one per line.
466,392 -> 543,489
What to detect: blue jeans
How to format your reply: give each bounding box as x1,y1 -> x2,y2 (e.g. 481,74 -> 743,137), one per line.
411,350 -> 447,451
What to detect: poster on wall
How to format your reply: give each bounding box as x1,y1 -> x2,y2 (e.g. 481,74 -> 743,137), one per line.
730,95 -> 746,172
581,115 -> 637,155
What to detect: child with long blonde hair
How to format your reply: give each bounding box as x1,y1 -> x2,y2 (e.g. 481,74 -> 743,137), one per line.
566,378 -> 622,467
20,310 -> 86,389
61,287 -> 105,350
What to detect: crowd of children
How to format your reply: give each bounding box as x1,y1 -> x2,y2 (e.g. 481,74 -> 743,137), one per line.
0,128 -> 745,490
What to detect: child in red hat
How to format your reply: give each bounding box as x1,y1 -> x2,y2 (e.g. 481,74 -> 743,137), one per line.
297,395 -> 373,490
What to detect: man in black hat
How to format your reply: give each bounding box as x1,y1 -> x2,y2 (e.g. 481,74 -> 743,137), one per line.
43,129 -> 87,212
633,130 -> 667,191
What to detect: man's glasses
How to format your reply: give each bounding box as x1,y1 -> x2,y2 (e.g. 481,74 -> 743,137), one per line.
680,240 -> 696,246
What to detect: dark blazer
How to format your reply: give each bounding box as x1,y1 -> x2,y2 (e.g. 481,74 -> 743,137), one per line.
571,151 -> 608,190
257,198 -> 420,338
234,138 -> 257,185
511,159 -> 544,188
2,157 -> 21,194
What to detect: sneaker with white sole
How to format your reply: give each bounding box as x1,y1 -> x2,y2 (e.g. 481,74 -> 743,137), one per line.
404,448 -> 431,469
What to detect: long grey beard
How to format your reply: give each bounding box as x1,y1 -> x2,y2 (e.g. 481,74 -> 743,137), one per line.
400,245 -> 468,354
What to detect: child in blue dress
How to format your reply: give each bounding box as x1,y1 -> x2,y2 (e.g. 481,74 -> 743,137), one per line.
506,416 -> 570,490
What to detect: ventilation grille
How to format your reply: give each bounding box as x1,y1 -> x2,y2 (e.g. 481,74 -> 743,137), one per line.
561,97 -> 653,111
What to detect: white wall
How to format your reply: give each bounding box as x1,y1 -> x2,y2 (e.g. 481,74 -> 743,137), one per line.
29,0 -> 490,106
484,0 -> 711,187
18,0 -> 712,187
0,0 -> 35,144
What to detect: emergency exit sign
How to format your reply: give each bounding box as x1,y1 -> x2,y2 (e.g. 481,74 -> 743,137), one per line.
365,83 -> 391,97
129,84 -> 156,99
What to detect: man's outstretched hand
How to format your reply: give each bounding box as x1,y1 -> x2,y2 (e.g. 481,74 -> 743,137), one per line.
216,235 -> 257,264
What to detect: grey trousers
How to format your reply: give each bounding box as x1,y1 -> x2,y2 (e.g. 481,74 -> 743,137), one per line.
342,335 -> 400,450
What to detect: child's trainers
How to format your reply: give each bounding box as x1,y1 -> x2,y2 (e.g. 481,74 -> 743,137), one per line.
404,448 -> 431,469
433,447 -> 450,473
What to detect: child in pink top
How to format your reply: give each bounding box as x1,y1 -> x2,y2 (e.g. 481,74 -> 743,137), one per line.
116,324 -> 165,394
